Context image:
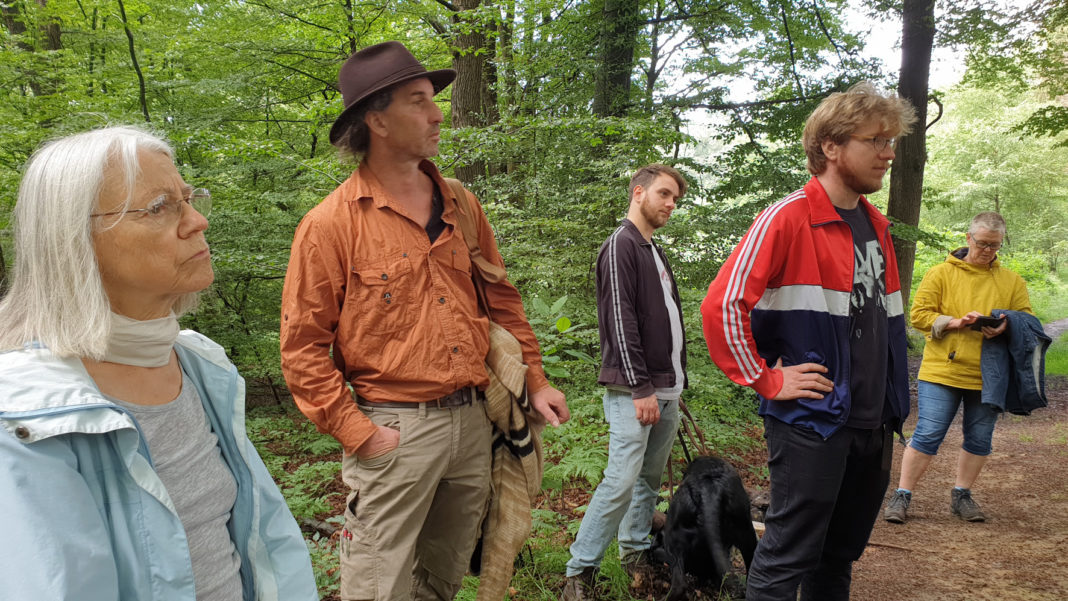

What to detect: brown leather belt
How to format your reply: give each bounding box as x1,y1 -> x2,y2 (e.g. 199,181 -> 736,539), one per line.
356,387 -> 484,410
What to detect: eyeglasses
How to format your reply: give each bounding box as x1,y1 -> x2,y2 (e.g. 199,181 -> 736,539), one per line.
973,240 -> 1001,251
850,135 -> 896,153
92,187 -> 211,225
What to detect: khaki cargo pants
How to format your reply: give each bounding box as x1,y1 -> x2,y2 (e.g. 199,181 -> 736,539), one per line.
339,400 -> 493,601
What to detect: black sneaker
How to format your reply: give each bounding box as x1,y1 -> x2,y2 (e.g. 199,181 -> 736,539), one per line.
561,567 -> 598,601
884,489 -> 911,524
951,488 -> 987,522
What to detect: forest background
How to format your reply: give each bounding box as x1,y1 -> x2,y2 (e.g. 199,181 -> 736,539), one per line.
1,0 -> 1067,598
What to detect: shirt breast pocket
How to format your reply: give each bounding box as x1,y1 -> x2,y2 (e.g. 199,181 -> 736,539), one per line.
349,255 -> 417,334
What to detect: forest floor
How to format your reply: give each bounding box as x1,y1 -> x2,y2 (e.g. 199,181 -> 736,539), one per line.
850,318 -> 1068,601
622,319 -> 1068,601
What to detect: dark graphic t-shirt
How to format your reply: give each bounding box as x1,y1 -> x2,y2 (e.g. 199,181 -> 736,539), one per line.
836,205 -> 889,429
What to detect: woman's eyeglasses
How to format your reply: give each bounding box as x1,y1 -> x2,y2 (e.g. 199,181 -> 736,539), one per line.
92,187 -> 211,225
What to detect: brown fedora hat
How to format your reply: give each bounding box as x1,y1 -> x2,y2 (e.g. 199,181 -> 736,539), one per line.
329,41 -> 456,144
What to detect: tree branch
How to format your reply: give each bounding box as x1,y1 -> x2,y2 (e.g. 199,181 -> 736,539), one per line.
809,0 -> 843,62
245,0 -> 338,34
926,94 -> 943,130
683,94 -> 814,111
116,0 -> 149,122
778,0 -> 806,96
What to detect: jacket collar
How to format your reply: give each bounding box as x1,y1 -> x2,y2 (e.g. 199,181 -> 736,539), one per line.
0,332 -> 225,415
803,176 -> 891,232
619,218 -> 653,246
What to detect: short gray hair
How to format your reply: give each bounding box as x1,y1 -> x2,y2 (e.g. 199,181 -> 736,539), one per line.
968,211 -> 1007,237
0,126 -> 199,358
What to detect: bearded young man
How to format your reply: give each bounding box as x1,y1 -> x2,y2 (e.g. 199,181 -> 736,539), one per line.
561,164 -> 688,601
700,82 -> 917,601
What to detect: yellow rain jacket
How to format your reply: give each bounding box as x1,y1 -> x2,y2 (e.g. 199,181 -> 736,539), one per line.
912,249 -> 1032,390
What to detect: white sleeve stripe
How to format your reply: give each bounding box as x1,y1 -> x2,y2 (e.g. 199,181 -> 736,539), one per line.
607,227 -> 637,385
885,290 -> 904,318
720,192 -> 803,383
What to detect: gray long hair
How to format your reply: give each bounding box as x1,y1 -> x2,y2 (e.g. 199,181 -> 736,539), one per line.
0,126 -> 199,358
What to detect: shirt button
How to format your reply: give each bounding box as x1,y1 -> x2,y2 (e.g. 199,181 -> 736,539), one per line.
381,274 -> 388,281
14,426 -> 30,439
439,297 -> 446,304
384,292 -> 392,299
452,347 -> 459,353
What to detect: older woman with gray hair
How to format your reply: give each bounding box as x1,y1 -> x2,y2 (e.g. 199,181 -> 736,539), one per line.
883,211 -> 1033,525
0,127 -> 317,601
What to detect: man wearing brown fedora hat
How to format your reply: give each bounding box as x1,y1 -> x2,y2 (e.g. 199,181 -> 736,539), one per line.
280,41 -> 570,601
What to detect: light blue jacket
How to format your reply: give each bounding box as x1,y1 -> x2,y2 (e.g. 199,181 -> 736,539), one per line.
0,331 -> 319,601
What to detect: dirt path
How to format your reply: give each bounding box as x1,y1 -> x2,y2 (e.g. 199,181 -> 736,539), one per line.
851,358 -> 1068,600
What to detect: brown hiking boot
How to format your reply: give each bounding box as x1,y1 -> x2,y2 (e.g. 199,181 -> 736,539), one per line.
951,488 -> 987,522
561,567 -> 598,601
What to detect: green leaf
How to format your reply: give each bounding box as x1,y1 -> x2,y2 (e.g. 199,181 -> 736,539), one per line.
550,295 -> 568,315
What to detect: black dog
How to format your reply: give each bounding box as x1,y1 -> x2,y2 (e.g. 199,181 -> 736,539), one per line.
652,455 -> 758,601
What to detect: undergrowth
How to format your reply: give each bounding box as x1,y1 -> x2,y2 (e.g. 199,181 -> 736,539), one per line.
247,288 -> 766,600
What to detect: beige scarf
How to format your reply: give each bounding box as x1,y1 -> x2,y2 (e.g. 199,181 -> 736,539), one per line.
103,311 -> 179,367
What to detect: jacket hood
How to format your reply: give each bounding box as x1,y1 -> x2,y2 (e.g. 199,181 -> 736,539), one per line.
948,247 -> 1000,270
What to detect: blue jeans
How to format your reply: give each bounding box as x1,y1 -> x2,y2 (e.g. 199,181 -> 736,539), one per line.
565,390 -> 680,576
909,380 -> 998,456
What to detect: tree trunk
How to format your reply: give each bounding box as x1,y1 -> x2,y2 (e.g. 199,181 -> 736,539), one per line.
3,1 -> 62,96
592,0 -> 640,117
886,0 -> 935,308
451,0 -> 492,183
498,0 -> 516,110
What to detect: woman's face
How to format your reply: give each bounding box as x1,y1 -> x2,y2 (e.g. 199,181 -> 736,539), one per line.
964,227 -> 1003,266
93,150 -> 213,319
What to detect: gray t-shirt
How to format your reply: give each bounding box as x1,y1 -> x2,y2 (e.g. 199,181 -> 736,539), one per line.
110,372 -> 243,601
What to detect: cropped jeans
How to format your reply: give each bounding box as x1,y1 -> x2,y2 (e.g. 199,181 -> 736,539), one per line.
909,380 -> 998,457
565,389 -> 680,576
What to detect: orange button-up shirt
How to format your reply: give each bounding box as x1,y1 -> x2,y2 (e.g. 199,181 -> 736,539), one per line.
280,161 -> 549,454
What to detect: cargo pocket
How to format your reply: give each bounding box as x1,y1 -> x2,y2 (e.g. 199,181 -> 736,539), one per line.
339,489 -> 378,601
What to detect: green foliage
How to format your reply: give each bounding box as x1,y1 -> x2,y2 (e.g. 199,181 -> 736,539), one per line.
246,407 -> 342,520
921,83 -> 1068,273
541,397 -> 610,490
277,461 -> 342,519
306,533 -> 341,598
525,294 -> 599,380
1046,336 -> 1068,378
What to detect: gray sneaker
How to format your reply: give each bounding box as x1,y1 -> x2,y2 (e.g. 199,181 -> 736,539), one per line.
951,488 -> 987,522
561,567 -> 598,601
884,489 -> 911,523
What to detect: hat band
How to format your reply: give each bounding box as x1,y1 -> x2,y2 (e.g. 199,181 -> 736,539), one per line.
345,64 -> 430,109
